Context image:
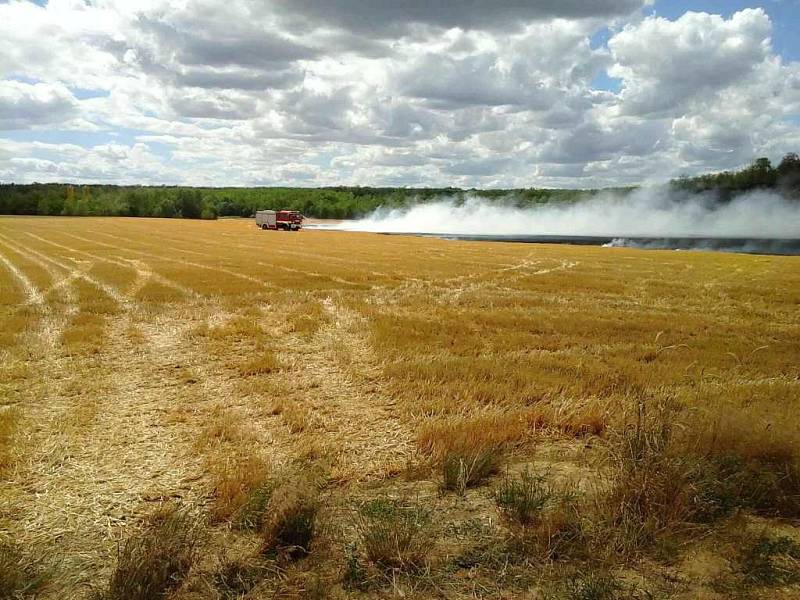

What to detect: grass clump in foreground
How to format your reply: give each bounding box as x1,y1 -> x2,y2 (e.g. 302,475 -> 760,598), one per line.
691,406 -> 800,521
560,570 -> 623,600
0,538 -> 48,599
260,474 -> 321,560
495,468 -> 556,525
212,557 -> 278,600
354,498 -> 435,572
737,533 -> 800,586
95,505 -> 201,600
598,395 -> 800,557
494,469 -> 585,561
598,398 -> 693,556
441,448 -> 503,494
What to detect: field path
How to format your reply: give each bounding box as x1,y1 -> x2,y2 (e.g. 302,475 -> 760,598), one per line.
279,298 -> 415,480
14,309 -> 212,597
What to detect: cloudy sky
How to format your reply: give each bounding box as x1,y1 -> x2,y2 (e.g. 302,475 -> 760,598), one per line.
1,0 -> 799,188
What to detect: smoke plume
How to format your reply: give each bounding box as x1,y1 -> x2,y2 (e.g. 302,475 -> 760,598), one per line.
329,187 -> 800,239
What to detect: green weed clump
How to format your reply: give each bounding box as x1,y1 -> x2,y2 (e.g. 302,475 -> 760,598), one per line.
96,505 -> 201,600
738,533 -> 800,586
0,538 -> 48,599
343,542 -> 370,591
495,468 -> 555,525
355,498 -> 435,572
562,570 -> 623,600
495,469 -> 584,561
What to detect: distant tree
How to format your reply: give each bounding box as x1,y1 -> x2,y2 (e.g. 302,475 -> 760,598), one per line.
777,152 -> 800,176
177,189 -> 203,219
62,185 -> 78,215
777,152 -> 800,196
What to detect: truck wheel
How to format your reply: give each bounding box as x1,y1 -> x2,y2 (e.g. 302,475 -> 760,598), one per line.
261,224 -> 268,230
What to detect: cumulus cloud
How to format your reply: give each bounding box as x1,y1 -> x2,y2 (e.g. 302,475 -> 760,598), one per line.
0,1 -> 798,187
272,0 -> 648,34
609,9 -> 772,116
0,81 -> 78,129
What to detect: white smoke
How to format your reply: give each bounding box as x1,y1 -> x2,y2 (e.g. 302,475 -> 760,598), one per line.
327,187 -> 800,238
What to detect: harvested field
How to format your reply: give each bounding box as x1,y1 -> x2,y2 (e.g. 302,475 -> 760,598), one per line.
1,215 -> 799,599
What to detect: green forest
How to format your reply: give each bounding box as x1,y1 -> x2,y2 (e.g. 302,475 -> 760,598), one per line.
0,183 -> 616,220
1,153 -> 798,220
670,152 -> 800,198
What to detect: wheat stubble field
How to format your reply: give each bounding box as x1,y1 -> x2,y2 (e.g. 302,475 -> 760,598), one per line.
1,215 -> 799,599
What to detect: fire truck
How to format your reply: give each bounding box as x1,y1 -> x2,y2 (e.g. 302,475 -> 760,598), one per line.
255,210 -> 304,231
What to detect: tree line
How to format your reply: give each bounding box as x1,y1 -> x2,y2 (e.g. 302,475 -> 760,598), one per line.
1,154 -> 797,220
0,183 -> 617,220
671,153 -> 800,199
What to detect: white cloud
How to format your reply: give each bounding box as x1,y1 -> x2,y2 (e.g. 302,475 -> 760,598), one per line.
0,81 -> 78,129
608,9 -> 772,116
0,2 -> 798,188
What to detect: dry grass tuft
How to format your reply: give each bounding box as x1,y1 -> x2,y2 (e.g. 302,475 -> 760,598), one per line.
237,349 -> 281,376
417,414 -> 509,492
418,413 -> 527,458
441,448 -> 502,494
195,408 -> 273,522
196,410 -> 248,448
207,451 -> 270,523
0,407 -> 19,476
95,504 -> 201,600
271,399 -> 311,434
596,397 -> 695,555
354,497 -> 435,572
260,474 -> 321,559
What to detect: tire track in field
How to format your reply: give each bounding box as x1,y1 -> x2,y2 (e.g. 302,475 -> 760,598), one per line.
62,231 -> 274,292
0,235 -> 129,309
91,229 -> 364,288
0,246 -> 45,307
13,309 -> 210,597
0,235 -> 80,312
0,242 -> 59,348
96,223 -> 394,286
278,298 -> 414,481
23,232 -> 199,300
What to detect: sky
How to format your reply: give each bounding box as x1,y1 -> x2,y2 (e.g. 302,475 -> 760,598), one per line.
1,0 -> 799,188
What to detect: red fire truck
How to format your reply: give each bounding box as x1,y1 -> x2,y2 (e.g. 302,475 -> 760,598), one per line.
255,210 -> 304,231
